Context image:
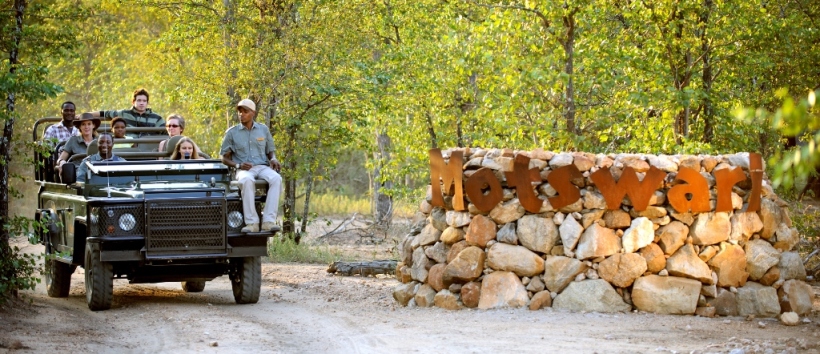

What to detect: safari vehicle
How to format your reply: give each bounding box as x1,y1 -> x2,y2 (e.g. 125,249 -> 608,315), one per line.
33,118 -> 277,311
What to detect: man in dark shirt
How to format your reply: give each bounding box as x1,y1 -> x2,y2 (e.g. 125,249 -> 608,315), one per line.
85,88 -> 164,128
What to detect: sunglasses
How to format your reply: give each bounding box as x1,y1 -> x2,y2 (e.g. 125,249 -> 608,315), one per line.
167,124 -> 180,128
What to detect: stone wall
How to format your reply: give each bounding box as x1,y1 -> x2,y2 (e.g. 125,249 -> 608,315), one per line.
393,148 -> 813,319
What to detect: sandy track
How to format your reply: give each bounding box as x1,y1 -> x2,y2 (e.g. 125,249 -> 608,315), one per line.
2,241 -> 819,353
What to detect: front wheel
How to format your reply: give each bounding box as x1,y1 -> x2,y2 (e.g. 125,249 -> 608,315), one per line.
45,256 -> 73,298
84,242 -> 113,311
230,256 -> 261,304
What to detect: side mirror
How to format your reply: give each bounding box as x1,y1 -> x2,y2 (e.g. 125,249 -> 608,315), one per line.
60,163 -> 76,184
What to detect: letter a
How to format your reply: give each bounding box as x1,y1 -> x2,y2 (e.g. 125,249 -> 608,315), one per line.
429,148 -> 465,210
667,167 -> 710,213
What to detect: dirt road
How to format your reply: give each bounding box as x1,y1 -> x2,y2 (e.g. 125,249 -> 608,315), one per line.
2,242 -> 819,353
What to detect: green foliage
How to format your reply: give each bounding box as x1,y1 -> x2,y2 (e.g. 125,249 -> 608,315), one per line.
0,245 -> 41,305
736,89 -> 819,190
266,236 -> 353,264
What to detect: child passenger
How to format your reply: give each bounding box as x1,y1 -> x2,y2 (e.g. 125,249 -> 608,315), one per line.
170,137 -> 205,160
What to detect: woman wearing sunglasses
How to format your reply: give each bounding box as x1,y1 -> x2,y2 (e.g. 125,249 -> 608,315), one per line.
158,114 -> 185,159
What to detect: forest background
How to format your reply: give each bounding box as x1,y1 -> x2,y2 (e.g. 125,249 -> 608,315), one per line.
2,0 -> 819,240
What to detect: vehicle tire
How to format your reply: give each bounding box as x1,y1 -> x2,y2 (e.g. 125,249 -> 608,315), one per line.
230,256 -> 260,304
45,256 -> 73,298
84,242 -> 113,311
43,224 -> 73,298
181,281 -> 206,293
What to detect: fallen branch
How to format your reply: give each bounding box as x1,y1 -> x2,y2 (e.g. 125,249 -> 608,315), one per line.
327,260 -> 397,277
316,213 -> 358,240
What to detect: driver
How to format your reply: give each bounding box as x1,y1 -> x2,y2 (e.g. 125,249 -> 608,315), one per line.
77,133 -> 125,183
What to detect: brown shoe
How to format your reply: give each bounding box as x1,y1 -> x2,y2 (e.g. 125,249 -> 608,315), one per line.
261,222 -> 278,232
241,223 -> 259,233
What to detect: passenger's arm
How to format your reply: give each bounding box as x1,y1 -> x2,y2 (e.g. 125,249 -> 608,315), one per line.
56,151 -> 70,172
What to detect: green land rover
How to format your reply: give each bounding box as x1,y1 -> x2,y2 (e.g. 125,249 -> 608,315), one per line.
33,118 -> 277,311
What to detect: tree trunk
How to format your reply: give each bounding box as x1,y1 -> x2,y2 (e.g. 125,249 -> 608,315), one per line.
300,127 -> 323,235
562,13 -> 577,134
281,123 -> 298,241
372,131 -> 392,228
700,0 -> 714,143
425,112 -> 437,149
1,0 -> 25,295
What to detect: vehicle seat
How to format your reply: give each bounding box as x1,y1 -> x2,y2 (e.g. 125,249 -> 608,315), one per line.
46,141 -> 67,183
86,140 -> 99,156
164,135 -> 185,158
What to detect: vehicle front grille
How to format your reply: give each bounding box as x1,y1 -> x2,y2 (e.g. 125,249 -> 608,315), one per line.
146,199 -> 226,256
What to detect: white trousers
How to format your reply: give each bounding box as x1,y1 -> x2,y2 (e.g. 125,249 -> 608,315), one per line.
236,165 -> 282,224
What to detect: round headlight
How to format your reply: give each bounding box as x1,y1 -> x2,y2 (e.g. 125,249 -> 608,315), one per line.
227,211 -> 243,228
119,213 -> 137,231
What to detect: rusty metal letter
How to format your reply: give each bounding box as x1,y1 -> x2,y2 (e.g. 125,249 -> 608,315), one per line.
504,154 -> 543,213
590,166 -> 667,211
667,167 -> 711,213
746,152 -> 763,212
465,167 -> 503,212
714,167 -> 746,212
429,148 -> 465,210
546,165 -> 582,210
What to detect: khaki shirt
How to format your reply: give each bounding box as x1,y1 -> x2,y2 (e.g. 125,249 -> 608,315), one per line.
219,122 -> 276,166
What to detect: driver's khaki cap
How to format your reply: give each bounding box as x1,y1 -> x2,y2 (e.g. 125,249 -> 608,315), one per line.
237,99 -> 256,112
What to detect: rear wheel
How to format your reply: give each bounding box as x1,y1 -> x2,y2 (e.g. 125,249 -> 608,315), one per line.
43,224 -> 73,298
181,281 -> 206,292
84,242 -> 113,311
230,256 -> 261,304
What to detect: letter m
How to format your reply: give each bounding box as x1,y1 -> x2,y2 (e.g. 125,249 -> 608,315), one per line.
429,148 -> 465,211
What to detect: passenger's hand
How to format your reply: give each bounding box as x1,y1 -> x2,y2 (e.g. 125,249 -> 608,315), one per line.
269,159 -> 281,172
239,162 -> 253,171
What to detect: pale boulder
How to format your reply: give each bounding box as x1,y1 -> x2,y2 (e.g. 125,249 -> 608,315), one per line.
744,239 -> 781,280
440,226 -> 465,245
393,281 -> 418,306
414,284 -> 436,307
529,290 -> 553,310
543,256 -> 589,293
410,247 -> 432,282
640,243 -> 666,274
598,253 -> 648,288
465,214 -> 496,247
412,223 -> 441,248
478,271 -> 529,309
446,210 -> 471,228
729,211 -> 763,244
631,275 -> 701,315
666,244 -> 712,283
657,221 -> 689,255
434,289 -> 462,310
707,244 -> 749,287
495,222 -> 518,245
487,243 -> 545,277
736,282 -> 781,318
622,217 -> 654,253
516,214 -> 559,254
778,251 -> 807,281
553,280 -> 631,313
559,215 -> 584,255
690,212 -> 730,246
778,280 -> 814,315
575,223 -> 621,260
442,246 -> 485,284
489,198 -> 526,224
